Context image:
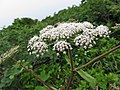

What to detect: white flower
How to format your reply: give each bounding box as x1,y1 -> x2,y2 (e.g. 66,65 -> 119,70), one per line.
82,21 -> 94,29
28,22 -> 111,56
82,29 -> 96,37
29,52 -> 32,55
57,53 -> 60,56
95,25 -> 110,37
36,54 -> 39,57
53,41 -> 72,54
75,54 -> 78,57
28,35 -> 41,47
74,24 -> 110,49
39,22 -> 87,41
74,34 -> 95,49
63,51 -> 66,54
27,41 -> 48,55
39,25 -> 54,34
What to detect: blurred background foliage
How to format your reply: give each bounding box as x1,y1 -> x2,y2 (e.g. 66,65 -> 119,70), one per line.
0,0 -> 120,89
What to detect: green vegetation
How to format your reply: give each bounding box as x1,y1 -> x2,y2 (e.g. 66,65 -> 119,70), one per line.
0,0 -> 120,90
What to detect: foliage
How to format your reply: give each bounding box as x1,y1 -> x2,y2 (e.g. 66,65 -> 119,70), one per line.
0,0 -> 120,89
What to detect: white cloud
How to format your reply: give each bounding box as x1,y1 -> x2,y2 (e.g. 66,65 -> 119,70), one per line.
0,0 -> 81,27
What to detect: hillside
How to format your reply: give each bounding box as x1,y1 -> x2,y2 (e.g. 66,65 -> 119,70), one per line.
0,0 -> 120,89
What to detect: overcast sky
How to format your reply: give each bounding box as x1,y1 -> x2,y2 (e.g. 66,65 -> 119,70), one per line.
0,0 -> 81,28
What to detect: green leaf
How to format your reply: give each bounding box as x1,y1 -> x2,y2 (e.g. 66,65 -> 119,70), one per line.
77,69 -> 96,88
39,70 -> 50,81
51,86 -> 57,90
76,87 -> 81,90
35,86 -> 48,90
9,75 -> 14,79
65,55 -> 70,64
98,81 -> 107,89
25,84 -> 34,88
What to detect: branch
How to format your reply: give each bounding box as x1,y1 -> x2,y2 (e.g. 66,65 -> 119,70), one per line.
66,49 -> 75,90
13,58 -> 54,90
75,44 -> 120,71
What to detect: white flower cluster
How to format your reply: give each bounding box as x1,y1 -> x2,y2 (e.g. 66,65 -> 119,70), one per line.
53,41 -> 72,55
27,41 -> 48,56
28,36 -> 41,46
27,21 -> 110,56
74,25 -> 110,49
82,21 -> 94,29
39,22 -> 89,41
39,25 -> 54,34
74,34 -> 95,49
95,25 -> 111,37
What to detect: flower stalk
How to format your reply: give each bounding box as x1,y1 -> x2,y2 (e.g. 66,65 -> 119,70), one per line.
66,49 -> 75,90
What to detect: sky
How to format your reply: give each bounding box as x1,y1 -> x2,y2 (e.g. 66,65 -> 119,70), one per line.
0,0 -> 81,28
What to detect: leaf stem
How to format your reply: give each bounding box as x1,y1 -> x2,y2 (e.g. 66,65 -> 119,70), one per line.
75,44 -> 120,71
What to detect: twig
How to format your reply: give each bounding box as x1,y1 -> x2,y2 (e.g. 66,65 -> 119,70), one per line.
95,84 -> 99,90
75,44 -> 120,71
66,49 -> 75,90
107,83 -> 112,90
13,58 -> 54,90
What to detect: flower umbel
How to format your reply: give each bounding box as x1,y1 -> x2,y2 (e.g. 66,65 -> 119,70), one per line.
95,25 -> 110,37
27,21 -> 110,56
53,41 -> 72,54
39,22 -> 86,41
74,34 -> 95,49
27,41 -> 48,56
